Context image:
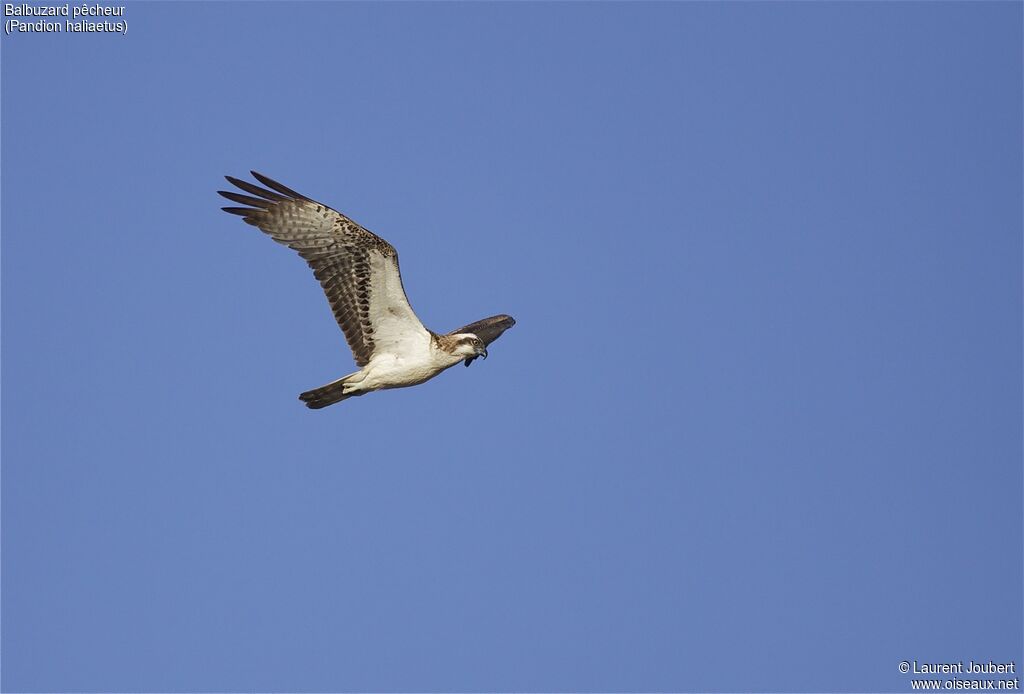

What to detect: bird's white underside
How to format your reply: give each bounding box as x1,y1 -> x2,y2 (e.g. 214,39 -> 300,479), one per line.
340,251 -> 463,395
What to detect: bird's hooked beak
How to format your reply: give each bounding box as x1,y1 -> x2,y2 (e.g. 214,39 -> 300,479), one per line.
464,347 -> 487,367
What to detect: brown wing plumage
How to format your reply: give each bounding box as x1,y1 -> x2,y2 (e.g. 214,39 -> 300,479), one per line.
219,171 -> 405,367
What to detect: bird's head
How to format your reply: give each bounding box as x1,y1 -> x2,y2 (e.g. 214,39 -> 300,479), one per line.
450,333 -> 488,364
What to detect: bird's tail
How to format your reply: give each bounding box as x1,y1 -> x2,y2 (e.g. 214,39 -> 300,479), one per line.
299,373 -> 360,409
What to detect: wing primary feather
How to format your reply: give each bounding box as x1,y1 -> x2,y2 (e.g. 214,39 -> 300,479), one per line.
221,206 -> 254,217
218,190 -> 273,208
250,171 -> 309,200
224,175 -> 289,202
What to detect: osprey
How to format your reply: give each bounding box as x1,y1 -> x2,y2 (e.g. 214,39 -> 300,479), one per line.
219,171 -> 515,409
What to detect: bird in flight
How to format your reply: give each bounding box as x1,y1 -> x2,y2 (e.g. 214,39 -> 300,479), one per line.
219,171 -> 515,409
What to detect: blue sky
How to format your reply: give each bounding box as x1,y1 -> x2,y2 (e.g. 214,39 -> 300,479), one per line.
2,2 -> 1021,691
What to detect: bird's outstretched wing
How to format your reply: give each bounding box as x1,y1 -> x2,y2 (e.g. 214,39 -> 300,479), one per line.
219,171 -> 428,366
448,314 -> 516,366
